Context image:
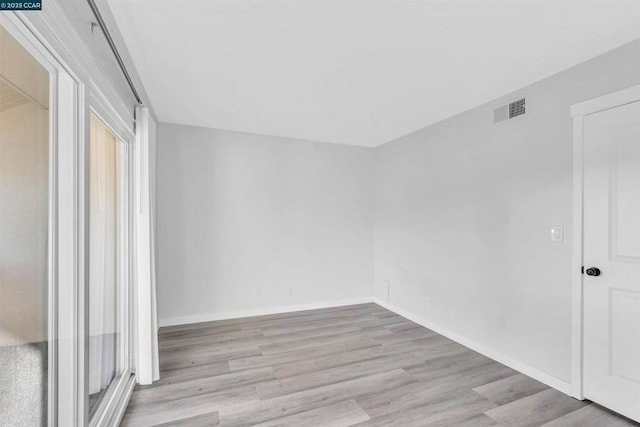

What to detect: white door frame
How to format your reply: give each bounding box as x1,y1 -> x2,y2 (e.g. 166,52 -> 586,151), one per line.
0,11 -> 85,426
570,84 -> 640,400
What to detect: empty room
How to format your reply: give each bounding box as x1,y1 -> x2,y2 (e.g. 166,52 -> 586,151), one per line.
1,0 -> 639,426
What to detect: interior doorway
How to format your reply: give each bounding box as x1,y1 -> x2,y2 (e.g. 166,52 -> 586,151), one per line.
572,85 -> 640,423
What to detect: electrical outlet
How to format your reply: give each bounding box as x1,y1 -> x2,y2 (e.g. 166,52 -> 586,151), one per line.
384,280 -> 391,302
256,289 -> 262,296
288,285 -> 293,296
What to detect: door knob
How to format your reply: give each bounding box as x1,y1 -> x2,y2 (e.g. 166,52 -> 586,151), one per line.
585,267 -> 601,277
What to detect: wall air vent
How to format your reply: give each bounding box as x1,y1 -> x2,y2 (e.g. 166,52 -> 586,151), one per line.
509,98 -> 526,118
494,98 -> 526,123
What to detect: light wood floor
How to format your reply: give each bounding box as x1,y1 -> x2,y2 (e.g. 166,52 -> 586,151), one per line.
122,303 -> 638,426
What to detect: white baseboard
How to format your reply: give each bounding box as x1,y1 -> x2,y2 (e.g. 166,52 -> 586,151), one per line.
159,297 -> 374,327
372,297 -> 572,396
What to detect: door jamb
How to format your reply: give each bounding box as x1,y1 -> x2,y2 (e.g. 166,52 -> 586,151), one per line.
569,84 -> 640,400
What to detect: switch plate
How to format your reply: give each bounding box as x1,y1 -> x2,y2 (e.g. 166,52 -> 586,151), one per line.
550,226 -> 564,243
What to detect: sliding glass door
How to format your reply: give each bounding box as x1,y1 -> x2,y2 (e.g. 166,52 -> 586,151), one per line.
0,24 -> 51,426
88,112 -> 130,424
2,12 -> 137,426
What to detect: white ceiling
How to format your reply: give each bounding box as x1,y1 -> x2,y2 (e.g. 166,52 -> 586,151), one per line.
107,0 -> 640,147
0,79 -> 28,112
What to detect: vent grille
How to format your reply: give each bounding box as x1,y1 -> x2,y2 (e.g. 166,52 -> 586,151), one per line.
493,98 -> 526,123
509,98 -> 526,118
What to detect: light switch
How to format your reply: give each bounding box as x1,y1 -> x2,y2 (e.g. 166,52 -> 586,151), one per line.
550,226 -> 564,243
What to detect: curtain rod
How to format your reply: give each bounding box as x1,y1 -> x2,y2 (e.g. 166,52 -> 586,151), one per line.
87,0 -> 143,105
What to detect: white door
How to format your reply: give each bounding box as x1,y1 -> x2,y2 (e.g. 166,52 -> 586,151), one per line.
583,99 -> 640,422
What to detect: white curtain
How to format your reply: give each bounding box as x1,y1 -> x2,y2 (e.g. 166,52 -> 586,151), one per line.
135,106 -> 160,384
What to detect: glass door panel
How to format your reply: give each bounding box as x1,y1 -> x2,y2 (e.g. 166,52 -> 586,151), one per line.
88,112 -> 124,418
0,24 -> 50,426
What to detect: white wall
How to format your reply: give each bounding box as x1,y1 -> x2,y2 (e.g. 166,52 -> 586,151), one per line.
156,124 -> 373,325
0,101 -> 49,347
373,39 -> 640,385
154,39 -> 639,391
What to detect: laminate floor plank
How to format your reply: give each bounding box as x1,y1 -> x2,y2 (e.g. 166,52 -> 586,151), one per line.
256,353 -> 425,399
540,404 -> 639,427
356,364 -> 513,420
140,361 -> 230,389
130,367 -> 275,407
451,413 -> 498,426
384,321 -> 425,333
159,328 -> 265,349
371,327 -> 438,345
258,328 -> 392,356
160,323 -> 248,340
161,322 -> 368,354
242,311 -> 378,334
258,313 -> 403,336
403,349 -> 495,380
123,304 -> 635,426
228,338 -> 380,372
354,389 -> 497,427
473,373 -> 549,406
404,355 -> 515,386
271,338 -> 467,379
484,388 -> 587,427
122,385 -> 258,426
251,399 -> 370,427
154,411 -> 220,427
218,369 -> 415,427
159,346 -> 261,371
